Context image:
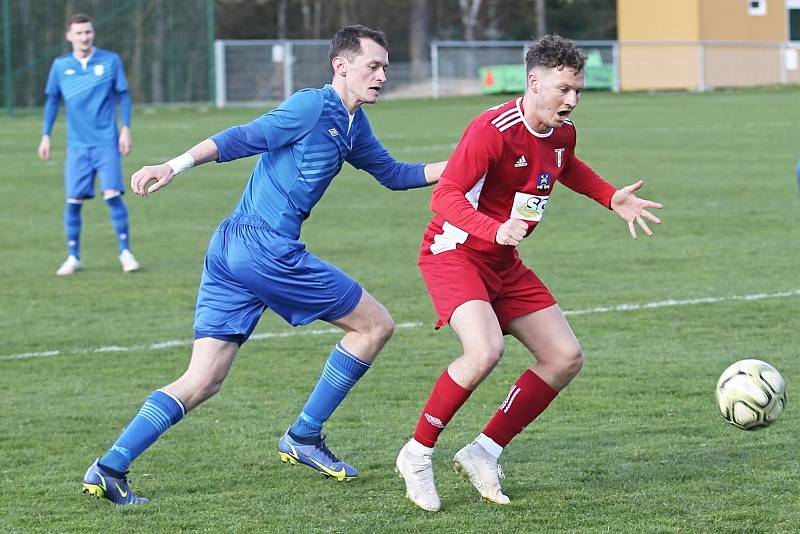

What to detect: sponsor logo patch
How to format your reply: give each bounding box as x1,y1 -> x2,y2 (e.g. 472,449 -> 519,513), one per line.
537,172 -> 552,191
511,192 -> 549,222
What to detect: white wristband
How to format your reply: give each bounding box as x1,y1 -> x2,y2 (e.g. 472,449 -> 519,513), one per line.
166,153 -> 195,175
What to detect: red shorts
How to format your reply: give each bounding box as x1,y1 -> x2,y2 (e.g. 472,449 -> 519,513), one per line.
418,248 -> 556,330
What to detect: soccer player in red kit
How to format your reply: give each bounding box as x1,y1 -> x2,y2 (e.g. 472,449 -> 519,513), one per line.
395,35 -> 663,512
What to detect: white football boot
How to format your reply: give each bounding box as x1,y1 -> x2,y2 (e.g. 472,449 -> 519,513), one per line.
395,439 -> 441,512
453,440 -> 510,504
56,255 -> 81,276
119,249 -> 140,272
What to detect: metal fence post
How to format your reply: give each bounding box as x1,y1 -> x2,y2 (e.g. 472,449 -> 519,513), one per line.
3,0 -> 13,116
431,41 -> 439,100
207,0 -> 215,106
697,41 -> 706,92
779,41 -> 787,85
283,41 -> 293,100
214,40 -> 226,108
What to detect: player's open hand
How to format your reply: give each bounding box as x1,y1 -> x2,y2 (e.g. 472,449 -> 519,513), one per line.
131,164 -> 175,197
496,218 -> 528,246
610,180 -> 663,239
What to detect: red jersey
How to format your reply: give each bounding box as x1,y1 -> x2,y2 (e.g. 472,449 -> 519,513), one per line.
421,97 -> 616,264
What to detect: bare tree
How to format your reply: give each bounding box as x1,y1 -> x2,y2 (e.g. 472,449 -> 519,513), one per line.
536,0 -> 546,38
409,0 -> 429,82
458,0 -> 481,41
150,0 -> 164,103
299,0 -> 324,38
485,0 -> 501,40
276,0 -> 288,39
338,0 -> 357,28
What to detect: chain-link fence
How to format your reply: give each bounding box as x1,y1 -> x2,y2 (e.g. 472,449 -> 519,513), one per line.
214,39 -> 618,106
1,0 -> 214,114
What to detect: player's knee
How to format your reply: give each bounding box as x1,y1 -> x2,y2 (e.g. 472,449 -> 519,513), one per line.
466,340 -> 505,376
196,376 -> 225,401
371,312 -> 395,346
555,345 -> 584,381
102,189 -> 121,200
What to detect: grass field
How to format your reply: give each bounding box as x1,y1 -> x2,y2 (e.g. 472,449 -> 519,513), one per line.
1,86 -> 799,533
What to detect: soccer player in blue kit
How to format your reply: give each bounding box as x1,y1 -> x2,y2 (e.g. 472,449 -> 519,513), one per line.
81,25 -> 447,504
38,13 -> 140,275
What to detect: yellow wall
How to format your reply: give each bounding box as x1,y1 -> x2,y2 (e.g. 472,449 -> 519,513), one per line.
619,44 -> 700,90
616,0 -> 790,90
700,0 -> 786,40
617,0 -> 700,41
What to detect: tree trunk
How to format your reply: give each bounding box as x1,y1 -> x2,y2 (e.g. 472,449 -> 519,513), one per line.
338,0 -> 357,28
130,0 -> 143,101
150,0 -> 164,104
458,0 -> 481,41
409,0 -> 429,83
536,0 -> 546,38
277,0 -> 288,39
485,0 -> 501,40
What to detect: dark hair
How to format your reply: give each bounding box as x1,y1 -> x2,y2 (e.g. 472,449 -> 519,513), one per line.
329,25 -> 389,65
67,13 -> 92,30
525,34 -> 585,73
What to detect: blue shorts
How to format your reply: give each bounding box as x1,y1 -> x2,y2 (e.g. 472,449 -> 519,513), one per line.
193,213 -> 363,344
65,144 -> 124,199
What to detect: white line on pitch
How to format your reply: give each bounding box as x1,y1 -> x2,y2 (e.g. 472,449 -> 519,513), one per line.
2,289 -> 799,362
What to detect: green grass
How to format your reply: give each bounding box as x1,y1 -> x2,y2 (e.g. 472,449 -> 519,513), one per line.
1,86 -> 799,533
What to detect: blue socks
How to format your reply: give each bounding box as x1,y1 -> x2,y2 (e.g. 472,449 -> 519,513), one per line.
64,201 -> 82,259
105,194 -> 130,253
98,390 -> 185,475
288,343 -> 371,443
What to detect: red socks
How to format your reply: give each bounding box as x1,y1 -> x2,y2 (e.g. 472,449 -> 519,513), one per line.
413,369 -> 472,447
482,369 -> 557,447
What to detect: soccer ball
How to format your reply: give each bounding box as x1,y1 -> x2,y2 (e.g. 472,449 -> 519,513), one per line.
716,359 -> 787,430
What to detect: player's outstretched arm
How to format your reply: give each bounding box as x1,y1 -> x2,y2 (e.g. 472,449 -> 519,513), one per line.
610,180 -> 663,239
423,161 -> 448,184
131,138 -> 219,197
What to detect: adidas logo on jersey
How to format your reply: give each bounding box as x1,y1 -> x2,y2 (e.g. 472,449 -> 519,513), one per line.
514,155 -> 528,168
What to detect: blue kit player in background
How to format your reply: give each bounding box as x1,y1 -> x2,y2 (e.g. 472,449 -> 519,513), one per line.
81,25 -> 447,504
38,13 -> 140,276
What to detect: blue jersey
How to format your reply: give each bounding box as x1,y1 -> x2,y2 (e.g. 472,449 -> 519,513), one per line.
211,84 -> 426,240
43,48 -> 131,148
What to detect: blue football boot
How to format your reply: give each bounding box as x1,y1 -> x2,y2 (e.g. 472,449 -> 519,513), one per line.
81,459 -> 149,505
277,432 -> 358,481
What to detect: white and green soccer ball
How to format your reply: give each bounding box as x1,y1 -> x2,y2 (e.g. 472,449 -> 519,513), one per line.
716,359 -> 787,430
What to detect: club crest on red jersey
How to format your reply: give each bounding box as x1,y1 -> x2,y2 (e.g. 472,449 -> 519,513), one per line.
537,172 -> 551,191
555,148 -> 565,168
